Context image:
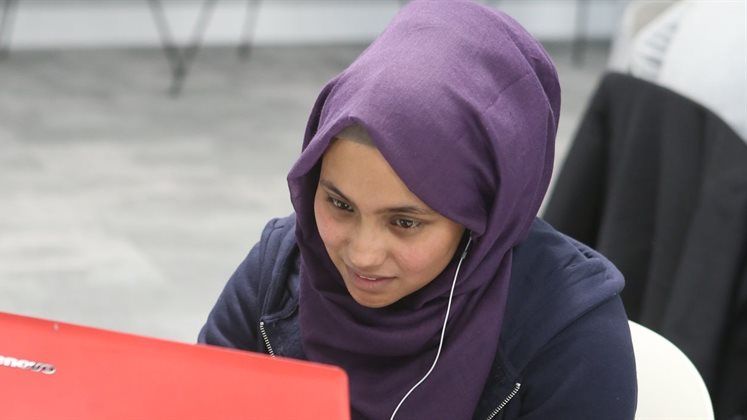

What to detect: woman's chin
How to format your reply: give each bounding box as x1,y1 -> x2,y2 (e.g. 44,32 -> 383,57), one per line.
347,288 -> 395,309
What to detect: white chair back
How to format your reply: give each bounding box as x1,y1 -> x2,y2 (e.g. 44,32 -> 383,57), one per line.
629,321 -> 714,419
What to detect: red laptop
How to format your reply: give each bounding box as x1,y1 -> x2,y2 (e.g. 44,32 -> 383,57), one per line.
0,311 -> 350,419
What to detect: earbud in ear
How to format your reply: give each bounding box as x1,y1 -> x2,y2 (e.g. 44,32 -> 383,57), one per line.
461,231 -> 473,260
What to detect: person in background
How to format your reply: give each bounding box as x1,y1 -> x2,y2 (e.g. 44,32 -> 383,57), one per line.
608,0 -> 746,142
199,1 -> 637,418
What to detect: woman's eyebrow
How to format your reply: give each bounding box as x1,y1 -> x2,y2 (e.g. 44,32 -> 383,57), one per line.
320,179 -> 354,203
319,179 -> 434,215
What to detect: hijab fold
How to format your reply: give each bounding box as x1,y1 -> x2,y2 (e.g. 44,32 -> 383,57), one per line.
287,1 -> 560,418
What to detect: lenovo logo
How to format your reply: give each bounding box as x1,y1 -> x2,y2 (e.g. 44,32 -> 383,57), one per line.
0,354 -> 56,375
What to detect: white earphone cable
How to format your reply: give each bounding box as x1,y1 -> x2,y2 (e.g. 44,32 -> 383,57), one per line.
389,235 -> 472,420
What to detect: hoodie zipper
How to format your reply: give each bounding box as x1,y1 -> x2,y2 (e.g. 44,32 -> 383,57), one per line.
258,321 -> 276,357
486,382 -> 521,420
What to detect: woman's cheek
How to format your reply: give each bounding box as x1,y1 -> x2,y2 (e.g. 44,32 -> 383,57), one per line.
315,204 -> 344,248
394,230 -> 459,280
395,246 -> 431,277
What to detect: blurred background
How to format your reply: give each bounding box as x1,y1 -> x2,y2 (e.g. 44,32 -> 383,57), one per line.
0,0 -> 627,340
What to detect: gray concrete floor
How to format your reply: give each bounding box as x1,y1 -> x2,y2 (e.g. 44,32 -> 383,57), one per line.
0,42 -> 610,342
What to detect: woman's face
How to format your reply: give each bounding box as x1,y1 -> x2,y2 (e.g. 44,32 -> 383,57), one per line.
314,137 -> 465,308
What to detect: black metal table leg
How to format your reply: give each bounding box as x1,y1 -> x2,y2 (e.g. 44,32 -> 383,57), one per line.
0,0 -> 20,59
147,0 -> 186,95
178,0 -> 218,88
147,0 -> 218,96
237,0 -> 261,60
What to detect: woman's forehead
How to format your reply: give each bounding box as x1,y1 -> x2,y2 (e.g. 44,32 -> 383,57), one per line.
334,125 -> 373,146
318,138 -> 434,214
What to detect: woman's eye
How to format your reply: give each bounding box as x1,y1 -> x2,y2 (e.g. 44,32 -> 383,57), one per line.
328,197 -> 353,212
394,218 -> 421,229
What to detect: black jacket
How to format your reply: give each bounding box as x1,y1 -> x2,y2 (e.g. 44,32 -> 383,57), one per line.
199,216 -> 637,419
545,72 -> 747,419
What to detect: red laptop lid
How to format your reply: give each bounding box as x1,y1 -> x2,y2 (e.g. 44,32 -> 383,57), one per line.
0,312 -> 350,420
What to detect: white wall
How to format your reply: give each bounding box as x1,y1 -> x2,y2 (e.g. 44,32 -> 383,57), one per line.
5,0 -> 627,49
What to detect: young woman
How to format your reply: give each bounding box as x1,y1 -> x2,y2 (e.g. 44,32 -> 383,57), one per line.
199,1 -> 637,419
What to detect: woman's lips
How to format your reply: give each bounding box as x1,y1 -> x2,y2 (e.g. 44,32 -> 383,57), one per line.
346,266 -> 395,290
356,273 -> 391,281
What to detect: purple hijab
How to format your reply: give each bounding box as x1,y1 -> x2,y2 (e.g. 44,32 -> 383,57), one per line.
286,1 -> 560,418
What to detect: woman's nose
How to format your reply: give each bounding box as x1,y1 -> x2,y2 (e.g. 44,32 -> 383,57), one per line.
347,224 -> 387,270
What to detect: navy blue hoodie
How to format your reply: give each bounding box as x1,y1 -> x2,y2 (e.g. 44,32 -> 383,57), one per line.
199,215 -> 637,419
